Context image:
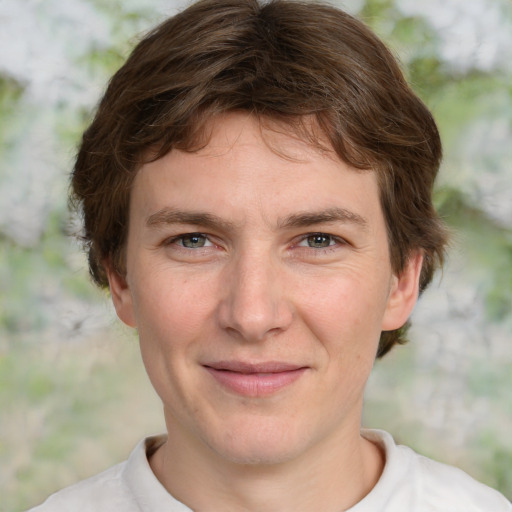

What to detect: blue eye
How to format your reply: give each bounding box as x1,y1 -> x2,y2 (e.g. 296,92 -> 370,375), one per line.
177,233 -> 211,248
300,233 -> 337,248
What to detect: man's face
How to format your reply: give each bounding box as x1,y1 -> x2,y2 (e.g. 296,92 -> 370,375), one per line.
109,113 -> 420,465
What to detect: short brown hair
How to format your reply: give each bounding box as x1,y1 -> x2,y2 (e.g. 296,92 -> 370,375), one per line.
72,0 -> 448,357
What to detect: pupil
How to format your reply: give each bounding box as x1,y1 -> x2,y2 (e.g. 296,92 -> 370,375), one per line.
309,235 -> 330,247
184,234 -> 205,248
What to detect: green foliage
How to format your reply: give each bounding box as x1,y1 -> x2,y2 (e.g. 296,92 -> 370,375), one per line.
436,188 -> 512,322
0,76 -> 25,157
0,210 -> 101,340
476,430 -> 512,493
0,76 -> 24,116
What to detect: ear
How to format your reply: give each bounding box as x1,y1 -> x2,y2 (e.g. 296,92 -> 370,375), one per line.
381,251 -> 423,331
105,260 -> 137,328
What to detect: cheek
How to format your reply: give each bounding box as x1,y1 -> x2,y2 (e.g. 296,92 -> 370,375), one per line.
130,266 -> 217,353
298,272 -> 388,347
128,270 -> 217,406
295,275 -> 383,420
137,254 -> 215,305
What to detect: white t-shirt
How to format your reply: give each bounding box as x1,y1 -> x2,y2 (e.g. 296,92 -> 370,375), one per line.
27,429 -> 511,511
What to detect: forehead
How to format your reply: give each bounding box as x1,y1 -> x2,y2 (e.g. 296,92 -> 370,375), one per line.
195,113 -> 334,161
131,112 -> 382,228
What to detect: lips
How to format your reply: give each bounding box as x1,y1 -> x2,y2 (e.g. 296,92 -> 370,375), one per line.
203,361 -> 308,397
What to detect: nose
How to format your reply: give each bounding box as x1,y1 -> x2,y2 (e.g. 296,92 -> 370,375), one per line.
217,249 -> 293,342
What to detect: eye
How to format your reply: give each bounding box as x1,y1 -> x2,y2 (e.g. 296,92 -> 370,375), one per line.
173,233 -> 212,248
298,233 -> 338,249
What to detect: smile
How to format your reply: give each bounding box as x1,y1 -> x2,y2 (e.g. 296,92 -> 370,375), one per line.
203,361 -> 308,397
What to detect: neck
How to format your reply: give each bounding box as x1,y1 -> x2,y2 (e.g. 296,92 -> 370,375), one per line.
150,416 -> 384,512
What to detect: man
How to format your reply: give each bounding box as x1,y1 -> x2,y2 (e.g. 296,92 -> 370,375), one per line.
30,0 -> 511,510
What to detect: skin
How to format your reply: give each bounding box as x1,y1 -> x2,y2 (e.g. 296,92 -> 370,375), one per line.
107,112 -> 422,511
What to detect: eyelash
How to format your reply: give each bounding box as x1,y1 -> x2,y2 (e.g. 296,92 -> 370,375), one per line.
165,233 -> 214,249
165,232 -> 346,252
295,232 -> 346,250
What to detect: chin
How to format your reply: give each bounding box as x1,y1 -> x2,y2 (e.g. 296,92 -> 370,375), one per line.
204,417 -> 310,466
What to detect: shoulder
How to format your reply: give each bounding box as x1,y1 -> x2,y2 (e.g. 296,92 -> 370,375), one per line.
27,435 -> 192,512
412,449 -> 511,511
26,461 -> 133,512
26,435 -> 179,512
360,429 -> 511,512
25,435 -> 164,512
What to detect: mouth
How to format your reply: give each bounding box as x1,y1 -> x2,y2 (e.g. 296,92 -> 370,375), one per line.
203,361 -> 308,397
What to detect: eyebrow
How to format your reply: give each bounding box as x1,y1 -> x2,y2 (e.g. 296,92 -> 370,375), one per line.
278,207 -> 368,231
146,206 -> 368,232
146,208 -> 238,232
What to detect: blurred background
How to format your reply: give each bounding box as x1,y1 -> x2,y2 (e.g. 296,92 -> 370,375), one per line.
0,0 -> 511,509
